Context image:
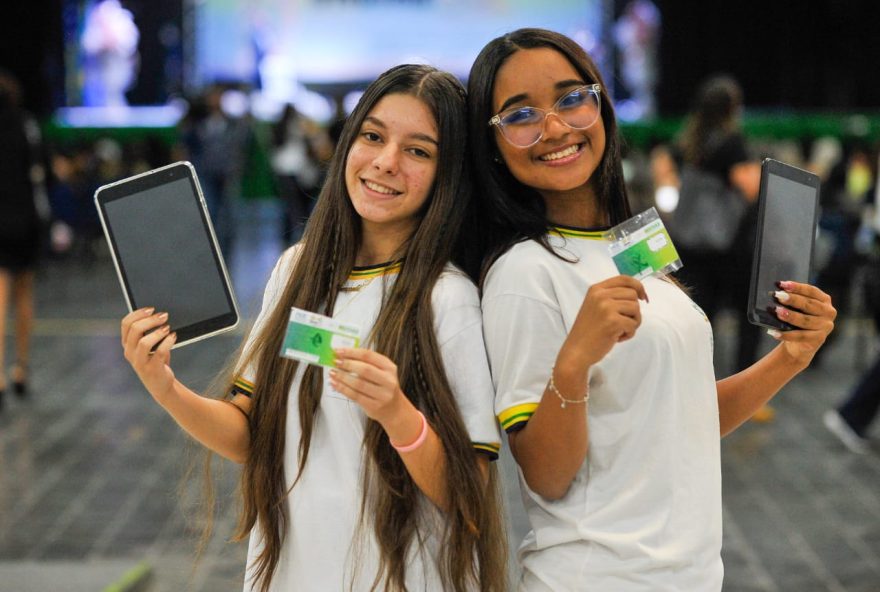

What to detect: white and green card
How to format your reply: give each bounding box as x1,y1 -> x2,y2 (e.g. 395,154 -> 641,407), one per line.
281,308 -> 362,368
606,207 -> 682,280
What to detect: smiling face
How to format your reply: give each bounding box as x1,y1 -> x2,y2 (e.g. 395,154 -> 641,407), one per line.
492,47 -> 606,208
345,93 -> 439,243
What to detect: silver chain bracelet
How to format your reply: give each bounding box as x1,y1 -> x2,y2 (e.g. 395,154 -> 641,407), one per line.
548,366 -> 590,409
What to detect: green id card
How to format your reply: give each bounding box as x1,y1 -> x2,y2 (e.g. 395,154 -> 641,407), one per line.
280,308 -> 362,368
606,207 -> 682,280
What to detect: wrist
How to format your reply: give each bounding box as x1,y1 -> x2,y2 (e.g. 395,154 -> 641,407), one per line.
554,346 -> 592,383
773,342 -> 811,373
378,392 -> 421,442
152,379 -> 180,409
390,410 -> 428,453
548,365 -> 590,409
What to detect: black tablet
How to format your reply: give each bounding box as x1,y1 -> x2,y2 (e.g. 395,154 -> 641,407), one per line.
95,161 -> 239,348
747,158 -> 821,331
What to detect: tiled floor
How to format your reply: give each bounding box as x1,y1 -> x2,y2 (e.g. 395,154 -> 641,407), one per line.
1,200 -> 879,591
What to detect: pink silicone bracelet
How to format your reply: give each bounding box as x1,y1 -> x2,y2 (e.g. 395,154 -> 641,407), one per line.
390,411 -> 428,453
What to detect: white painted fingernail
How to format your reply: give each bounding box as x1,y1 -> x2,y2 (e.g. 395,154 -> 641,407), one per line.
774,290 -> 789,302
767,329 -> 782,339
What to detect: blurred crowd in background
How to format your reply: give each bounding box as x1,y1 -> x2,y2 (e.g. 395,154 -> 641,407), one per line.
25,79 -> 880,339
3,68 -> 880,381
0,15 -> 879,453
34,82 -> 339,264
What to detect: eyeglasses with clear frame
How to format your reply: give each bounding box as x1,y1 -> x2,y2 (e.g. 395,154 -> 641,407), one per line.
488,83 -> 602,148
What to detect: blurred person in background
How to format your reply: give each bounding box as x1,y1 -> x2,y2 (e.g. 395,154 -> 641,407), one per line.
825,352 -> 880,454
270,103 -> 332,245
47,143 -> 105,262
0,70 -> 48,409
178,85 -> 251,259
613,0 -> 661,120
80,0 -> 140,108
824,152 -> 880,454
811,140 -> 875,365
673,75 -> 770,419
824,263 -> 880,454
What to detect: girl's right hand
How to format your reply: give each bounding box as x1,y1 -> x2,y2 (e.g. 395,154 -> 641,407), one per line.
559,275 -> 647,369
121,307 -> 179,401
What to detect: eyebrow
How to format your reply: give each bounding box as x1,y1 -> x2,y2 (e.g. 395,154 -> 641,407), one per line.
363,115 -> 439,145
497,79 -> 586,113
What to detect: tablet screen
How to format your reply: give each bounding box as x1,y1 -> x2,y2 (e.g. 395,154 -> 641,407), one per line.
97,163 -> 238,345
748,159 -> 819,330
753,173 -> 817,306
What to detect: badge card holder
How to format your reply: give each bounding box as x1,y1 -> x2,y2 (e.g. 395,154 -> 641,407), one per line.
280,308 -> 363,368
606,207 -> 683,280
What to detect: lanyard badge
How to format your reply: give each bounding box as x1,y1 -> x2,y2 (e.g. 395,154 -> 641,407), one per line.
606,207 -> 682,280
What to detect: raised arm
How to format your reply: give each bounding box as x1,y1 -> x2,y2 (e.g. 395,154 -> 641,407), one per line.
493,275 -> 647,500
121,307 -> 251,463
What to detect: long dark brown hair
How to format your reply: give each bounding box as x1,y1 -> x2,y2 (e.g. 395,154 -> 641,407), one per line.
231,64 -> 506,592
463,28 -> 633,278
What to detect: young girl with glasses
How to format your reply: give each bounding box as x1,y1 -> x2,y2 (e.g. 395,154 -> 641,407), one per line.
467,28 -> 836,590
121,64 -> 507,592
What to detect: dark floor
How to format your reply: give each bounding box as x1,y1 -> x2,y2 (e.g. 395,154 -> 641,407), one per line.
1,199 -> 879,592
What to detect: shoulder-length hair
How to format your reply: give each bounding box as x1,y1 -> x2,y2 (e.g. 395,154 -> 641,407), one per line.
231,64 -> 506,592
465,27 -> 632,276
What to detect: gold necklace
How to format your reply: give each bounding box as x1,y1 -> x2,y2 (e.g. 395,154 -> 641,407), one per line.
334,260 -> 401,316
339,275 -> 377,293
333,275 -> 378,319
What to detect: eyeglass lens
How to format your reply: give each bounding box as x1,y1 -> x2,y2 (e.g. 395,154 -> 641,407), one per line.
499,87 -> 600,147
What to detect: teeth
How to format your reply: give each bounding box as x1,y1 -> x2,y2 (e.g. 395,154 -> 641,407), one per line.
540,144 -> 580,161
365,180 -> 398,195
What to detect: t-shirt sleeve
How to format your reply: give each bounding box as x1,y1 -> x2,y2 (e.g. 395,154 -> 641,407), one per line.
482,263 -> 567,434
232,246 -> 299,397
433,272 -> 502,460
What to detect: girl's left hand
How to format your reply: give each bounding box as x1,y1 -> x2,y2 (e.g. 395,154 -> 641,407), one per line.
329,347 -> 408,425
770,280 -> 837,367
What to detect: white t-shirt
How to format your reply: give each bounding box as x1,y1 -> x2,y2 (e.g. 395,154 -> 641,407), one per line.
482,228 -> 722,591
237,246 -> 501,592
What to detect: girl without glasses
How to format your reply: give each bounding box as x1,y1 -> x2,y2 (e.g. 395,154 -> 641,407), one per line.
467,28 -> 836,591
121,64 -> 507,592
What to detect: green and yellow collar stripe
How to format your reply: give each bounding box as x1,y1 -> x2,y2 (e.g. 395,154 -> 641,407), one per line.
549,226 -> 606,240
348,261 -> 403,280
498,403 -> 540,432
231,377 -> 255,397
472,442 -> 501,460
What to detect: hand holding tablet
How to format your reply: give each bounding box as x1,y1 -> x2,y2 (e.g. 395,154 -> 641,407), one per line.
95,161 -> 239,348
746,159 -> 820,332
